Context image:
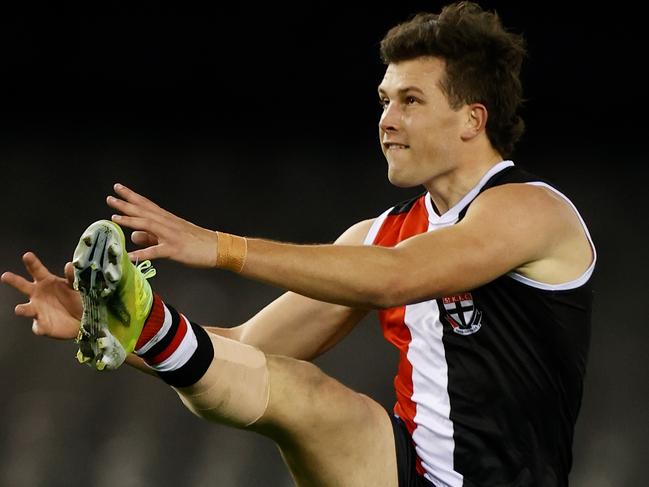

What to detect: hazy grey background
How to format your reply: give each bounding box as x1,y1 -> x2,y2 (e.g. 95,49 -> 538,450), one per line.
0,3 -> 646,486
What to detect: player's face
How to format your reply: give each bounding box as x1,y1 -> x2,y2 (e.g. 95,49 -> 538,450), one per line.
378,57 -> 468,188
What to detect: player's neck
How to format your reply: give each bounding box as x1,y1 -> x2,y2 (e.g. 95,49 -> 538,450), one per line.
424,151 -> 503,215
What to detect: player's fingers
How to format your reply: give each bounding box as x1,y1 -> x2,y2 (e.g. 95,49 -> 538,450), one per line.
110,214 -> 158,235
1,272 -> 34,295
64,262 -> 75,286
131,231 -> 159,247
106,195 -> 161,221
22,252 -> 51,281
15,302 -> 35,317
128,245 -> 165,262
113,183 -> 177,219
112,183 -> 163,212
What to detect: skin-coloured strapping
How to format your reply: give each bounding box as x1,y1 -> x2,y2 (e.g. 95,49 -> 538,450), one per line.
216,232 -> 248,272
174,332 -> 270,427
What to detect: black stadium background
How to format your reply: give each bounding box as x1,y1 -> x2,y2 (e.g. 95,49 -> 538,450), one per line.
0,3 -> 645,486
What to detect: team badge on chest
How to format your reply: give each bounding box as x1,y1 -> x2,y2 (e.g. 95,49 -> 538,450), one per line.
441,292 -> 483,335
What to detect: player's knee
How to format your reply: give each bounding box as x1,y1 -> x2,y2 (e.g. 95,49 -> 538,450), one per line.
254,355 -> 369,439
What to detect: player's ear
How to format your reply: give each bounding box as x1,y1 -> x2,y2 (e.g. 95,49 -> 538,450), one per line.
460,103 -> 487,141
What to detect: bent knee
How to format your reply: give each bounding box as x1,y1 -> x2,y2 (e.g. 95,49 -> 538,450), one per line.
254,355 -> 380,439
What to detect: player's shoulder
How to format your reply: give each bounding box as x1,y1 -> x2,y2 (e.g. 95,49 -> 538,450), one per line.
471,163 -> 572,216
465,182 -> 581,244
335,218 -> 376,245
479,181 -> 563,208
472,182 -> 569,220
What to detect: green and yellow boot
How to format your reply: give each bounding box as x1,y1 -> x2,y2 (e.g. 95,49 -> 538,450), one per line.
72,220 -> 156,370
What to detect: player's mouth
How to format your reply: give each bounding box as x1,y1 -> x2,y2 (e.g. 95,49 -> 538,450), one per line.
384,142 -> 410,151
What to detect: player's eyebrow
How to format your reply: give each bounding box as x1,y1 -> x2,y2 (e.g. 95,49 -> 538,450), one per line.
377,86 -> 425,96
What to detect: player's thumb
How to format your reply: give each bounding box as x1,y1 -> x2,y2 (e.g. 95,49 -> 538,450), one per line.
64,262 -> 75,286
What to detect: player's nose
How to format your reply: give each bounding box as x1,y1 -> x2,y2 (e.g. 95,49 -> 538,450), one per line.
379,102 -> 401,133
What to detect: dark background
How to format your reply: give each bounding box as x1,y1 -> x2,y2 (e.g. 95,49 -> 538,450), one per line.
0,2 -> 646,486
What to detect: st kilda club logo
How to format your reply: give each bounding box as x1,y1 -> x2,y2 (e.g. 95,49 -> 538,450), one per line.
441,292 -> 483,335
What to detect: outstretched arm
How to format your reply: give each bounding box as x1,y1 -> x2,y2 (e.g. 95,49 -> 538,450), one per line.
108,182 -> 585,308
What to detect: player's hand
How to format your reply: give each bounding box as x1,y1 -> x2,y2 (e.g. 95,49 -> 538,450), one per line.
107,183 -> 218,268
1,252 -> 82,339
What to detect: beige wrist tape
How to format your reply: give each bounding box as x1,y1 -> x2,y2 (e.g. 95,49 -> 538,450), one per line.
215,232 -> 248,272
174,333 -> 270,428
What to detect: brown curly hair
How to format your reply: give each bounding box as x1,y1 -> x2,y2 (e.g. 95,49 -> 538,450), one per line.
380,1 -> 526,158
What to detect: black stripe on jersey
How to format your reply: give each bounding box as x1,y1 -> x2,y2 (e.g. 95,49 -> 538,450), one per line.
457,166 -> 555,222
441,277 -> 592,484
389,192 -> 426,215
157,322 -> 215,387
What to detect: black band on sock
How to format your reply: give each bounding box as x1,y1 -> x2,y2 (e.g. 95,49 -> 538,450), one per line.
156,322 -> 215,388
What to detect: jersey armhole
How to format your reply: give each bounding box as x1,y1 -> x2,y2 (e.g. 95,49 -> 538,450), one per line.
507,182 -> 597,290
363,207 -> 392,245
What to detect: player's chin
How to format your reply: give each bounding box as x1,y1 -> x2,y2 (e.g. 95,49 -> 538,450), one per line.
387,164 -> 419,188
